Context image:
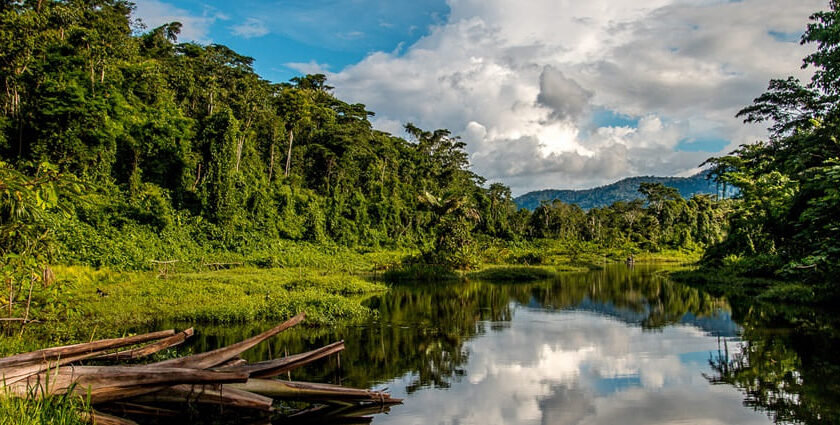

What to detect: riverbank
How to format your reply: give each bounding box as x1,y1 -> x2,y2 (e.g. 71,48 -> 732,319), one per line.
1,240 -> 701,356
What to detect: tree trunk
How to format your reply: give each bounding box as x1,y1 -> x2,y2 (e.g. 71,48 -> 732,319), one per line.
284,129 -> 294,177
268,142 -> 275,181
235,116 -> 253,172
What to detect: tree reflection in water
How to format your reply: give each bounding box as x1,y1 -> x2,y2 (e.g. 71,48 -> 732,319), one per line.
706,302 -> 840,424
165,264 -> 839,424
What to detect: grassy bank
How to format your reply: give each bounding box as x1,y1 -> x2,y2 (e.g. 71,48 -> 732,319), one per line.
2,239 -> 701,354
0,265 -> 387,356
0,239 -> 701,423
668,253 -> 824,306
385,238 -> 703,282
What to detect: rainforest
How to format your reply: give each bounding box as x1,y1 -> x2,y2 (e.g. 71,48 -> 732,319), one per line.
1,1 -> 839,424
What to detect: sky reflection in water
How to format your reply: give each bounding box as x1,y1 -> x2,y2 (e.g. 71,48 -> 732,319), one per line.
372,274 -> 770,424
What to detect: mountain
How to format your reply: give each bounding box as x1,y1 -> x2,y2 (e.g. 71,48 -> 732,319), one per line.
514,173 -> 720,210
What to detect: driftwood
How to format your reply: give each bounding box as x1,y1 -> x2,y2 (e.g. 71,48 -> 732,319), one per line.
0,329 -> 177,385
8,366 -> 249,400
0,329 -> 175,368
230,379 -> 401,404
0,312 -> 401,423
133,384 -> 274,411
95,328 -> 194,361
217,340 -> 345,378
152,313 -> 305,369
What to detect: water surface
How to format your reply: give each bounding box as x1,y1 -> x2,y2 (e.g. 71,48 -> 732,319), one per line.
180,264 -> 838,424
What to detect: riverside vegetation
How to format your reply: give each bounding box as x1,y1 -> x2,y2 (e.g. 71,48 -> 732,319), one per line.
1,0 -> 840,423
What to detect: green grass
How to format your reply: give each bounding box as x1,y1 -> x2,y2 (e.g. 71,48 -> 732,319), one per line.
62,265 -> 385,324
0,265 -> 387,356
0,391 -> 89,425
468,266 -> 557,282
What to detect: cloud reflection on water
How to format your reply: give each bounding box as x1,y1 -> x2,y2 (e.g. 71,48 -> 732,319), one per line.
378,307 -> 770,425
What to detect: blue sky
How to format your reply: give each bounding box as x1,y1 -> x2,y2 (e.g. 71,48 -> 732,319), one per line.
134,0 -> 821,193
135,0 -> 450,82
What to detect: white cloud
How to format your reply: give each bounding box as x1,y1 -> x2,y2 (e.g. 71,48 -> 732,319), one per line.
132,0 -> 223,44
382,308 -> 768,425
231,18 -> 269,39
284,60 -> 331,75
330,0 -> 823,193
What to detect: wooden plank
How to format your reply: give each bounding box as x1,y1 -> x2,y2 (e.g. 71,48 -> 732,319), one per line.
152,313 -> 305,369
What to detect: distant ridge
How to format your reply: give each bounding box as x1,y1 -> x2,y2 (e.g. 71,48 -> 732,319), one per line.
514,172 -> 719,210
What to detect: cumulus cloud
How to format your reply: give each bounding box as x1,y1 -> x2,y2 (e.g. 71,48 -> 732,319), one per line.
133,0 -> 224,44
330,0 -> 823,193
284,60 -> 331,75
537,66 -> 593,121
231,18 -> 269,39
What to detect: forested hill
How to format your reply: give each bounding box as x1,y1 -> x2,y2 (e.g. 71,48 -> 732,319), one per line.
514,173 -> 718,210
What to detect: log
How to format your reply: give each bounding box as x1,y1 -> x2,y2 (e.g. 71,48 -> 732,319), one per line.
132,384 -> 274,411
217,357 -> 247,368
228,379 -> 401,404
0,329 -> 175,368
152,313 -> 305,369
8,366 -> 249,402
217,340 -> 344,378
95,328 -> 194,361
0,330 -> 177,386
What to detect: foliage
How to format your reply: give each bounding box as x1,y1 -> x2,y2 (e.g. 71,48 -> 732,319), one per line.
0,0 -> 733,277
702,0 -> 840,289
0,161 -> 80,333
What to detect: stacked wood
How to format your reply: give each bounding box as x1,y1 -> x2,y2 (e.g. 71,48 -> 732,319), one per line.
0,313 -> 401,424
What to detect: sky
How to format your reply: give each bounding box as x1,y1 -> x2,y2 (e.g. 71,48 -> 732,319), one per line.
133,0 -> 825,194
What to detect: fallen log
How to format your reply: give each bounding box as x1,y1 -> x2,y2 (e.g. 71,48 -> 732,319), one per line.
0,329 -> 175,368
217,357 -> 247,368
0,330 -> 178,386
0,314 -> 402,424
152,313 -> 305,369
132,384 -> 274,411
94,328 -> 194,361
217,340 -> 344,378
228,379 -> 402,404
8,366 -> 249,401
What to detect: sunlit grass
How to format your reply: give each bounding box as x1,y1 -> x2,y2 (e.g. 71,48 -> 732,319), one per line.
0,390 -> 89,425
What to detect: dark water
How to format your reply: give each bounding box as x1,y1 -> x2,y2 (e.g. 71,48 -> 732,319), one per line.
178,264 -> 840,425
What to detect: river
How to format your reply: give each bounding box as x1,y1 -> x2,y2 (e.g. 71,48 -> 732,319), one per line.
178,264 -> 839,424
